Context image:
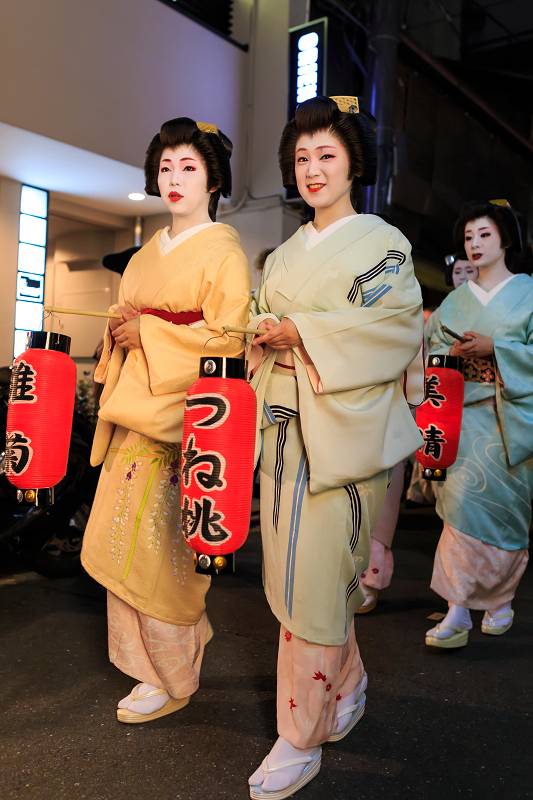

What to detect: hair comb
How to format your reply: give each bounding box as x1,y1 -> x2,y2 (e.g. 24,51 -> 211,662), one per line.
196,121 -> 219,135
329,96 -> 360,114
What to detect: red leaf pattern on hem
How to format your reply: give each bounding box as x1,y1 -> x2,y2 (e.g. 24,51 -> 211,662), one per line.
289,698 -> 297,710
284,631 -> 292,642
313,671 -> 327,682
326,684 -> 332,692
336,694 -> 342,702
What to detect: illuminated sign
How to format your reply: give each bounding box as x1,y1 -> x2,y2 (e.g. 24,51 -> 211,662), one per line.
14,186 -> 48,359
288,18 -> 327,119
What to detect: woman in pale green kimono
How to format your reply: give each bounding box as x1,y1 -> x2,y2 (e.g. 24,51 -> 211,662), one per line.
246,96 -> 424,799
426,200 -> 533,648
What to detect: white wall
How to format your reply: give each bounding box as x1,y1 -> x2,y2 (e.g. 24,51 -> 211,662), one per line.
43,211 -> 132,380
0,0 -> 248,192
0,0 -> 303,366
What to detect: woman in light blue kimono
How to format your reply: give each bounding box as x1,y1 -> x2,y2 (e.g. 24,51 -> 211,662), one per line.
246,96 -> 423,799
426,201 -> 533,648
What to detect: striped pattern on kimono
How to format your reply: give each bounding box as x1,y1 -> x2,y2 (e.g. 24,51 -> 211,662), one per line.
344,482 -> 362,602
347,249 -> 406,304
284,447 -> 309,618
264,401 -> 299,532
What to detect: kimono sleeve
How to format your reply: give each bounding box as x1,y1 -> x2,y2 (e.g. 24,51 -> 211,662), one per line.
249,251 -> 280,332
427,310 -> 454,356
93,280 -> 126,385
139,248 -> 251,396
494,312 -> 533,465
285,229 -> 424,394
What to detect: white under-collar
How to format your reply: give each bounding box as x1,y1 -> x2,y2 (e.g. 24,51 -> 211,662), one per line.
467,274 -> 516,307
159,221 -> 220,257
303,215 -> 357,251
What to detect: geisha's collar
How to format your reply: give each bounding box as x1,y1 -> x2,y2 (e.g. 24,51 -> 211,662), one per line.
159,221 -> 220,257
467,274 -> 516,306
303,215 -> 358,251
275,214 -> 387,305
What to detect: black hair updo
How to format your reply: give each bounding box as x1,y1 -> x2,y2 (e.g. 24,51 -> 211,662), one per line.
144,117 -> 232,221
278,96 -> 377,210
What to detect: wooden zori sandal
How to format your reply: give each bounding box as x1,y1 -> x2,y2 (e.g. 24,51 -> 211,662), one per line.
117,684 -> 190,724
481,610 -> 514,636
425,624 -> 469,649
356,591 -> 378,614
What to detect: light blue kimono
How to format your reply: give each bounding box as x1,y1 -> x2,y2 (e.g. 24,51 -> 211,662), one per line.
429,274 -> 533,551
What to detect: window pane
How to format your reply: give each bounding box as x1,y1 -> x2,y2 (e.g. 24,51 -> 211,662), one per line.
15,301 -> 43,332
18,242 -> 46,275
13,329 -> 30,360
20,185 -> 48,218
19,214 -> 47,247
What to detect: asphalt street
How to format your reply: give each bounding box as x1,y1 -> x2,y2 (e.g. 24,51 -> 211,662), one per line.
1,505 -> 531,800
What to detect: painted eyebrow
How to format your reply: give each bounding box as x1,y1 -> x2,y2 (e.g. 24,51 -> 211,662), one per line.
295,144 -> 338,153
160,156 -> 197,164
466,226 -> 491,232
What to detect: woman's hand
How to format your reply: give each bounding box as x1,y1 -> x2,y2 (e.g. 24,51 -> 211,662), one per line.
254,318 -> 303,350
112,313 -> 141,350
452,331 -> 494,359
109,304 -> 138,333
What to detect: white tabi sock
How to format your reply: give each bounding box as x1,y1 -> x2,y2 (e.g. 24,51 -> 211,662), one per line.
484,602 -> 512,628
248,736 -> 319,793
117,683 -> 170,714
335,672 -> 367,734
426,603 -> 472,639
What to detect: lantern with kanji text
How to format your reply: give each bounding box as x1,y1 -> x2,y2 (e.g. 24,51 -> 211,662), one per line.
415,354 -> 464,481
181,356 -> 257,575
5,332 -> 76,505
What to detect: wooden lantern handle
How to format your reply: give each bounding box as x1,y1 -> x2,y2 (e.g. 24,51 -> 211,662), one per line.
44,306 -> 123,320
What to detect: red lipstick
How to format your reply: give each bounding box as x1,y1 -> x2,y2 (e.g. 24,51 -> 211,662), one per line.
307,184 -> 325,193
168,192 -> 182,202
472,254 -> 481,260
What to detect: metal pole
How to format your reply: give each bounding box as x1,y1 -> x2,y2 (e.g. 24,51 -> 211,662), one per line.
363,0 -> 404,216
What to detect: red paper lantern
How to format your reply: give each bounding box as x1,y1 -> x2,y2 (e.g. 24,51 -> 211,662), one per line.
181,356 -> 257,574
415,355 -> 464,481
5,332 -> 76,500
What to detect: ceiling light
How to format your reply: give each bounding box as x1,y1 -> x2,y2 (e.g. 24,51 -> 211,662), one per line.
128,192 -> 145,201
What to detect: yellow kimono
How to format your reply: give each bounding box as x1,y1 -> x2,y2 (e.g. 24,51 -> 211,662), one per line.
250,215 -> 423,644
81,223 -> 251,626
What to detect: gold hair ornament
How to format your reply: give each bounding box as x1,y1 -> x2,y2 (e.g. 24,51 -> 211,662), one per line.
489,199 -> 511,208
330,96 -> 360,114
196,121 -> 219,135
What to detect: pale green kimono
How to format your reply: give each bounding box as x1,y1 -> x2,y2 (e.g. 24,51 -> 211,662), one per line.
250,215 -> 424,644
430,274 -> 533,551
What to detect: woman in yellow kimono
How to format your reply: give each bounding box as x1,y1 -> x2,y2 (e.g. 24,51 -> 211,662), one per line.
247,97 -> 423,799
81,117 -> 250,722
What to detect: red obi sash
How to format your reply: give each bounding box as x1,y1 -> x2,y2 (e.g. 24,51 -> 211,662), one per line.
141,309 -> 204,326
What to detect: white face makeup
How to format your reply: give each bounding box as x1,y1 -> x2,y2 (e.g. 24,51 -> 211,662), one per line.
294,130 -> 352,211
464,216 -> 505,271
157,145 -> 214,219
452,258 -> 478,289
